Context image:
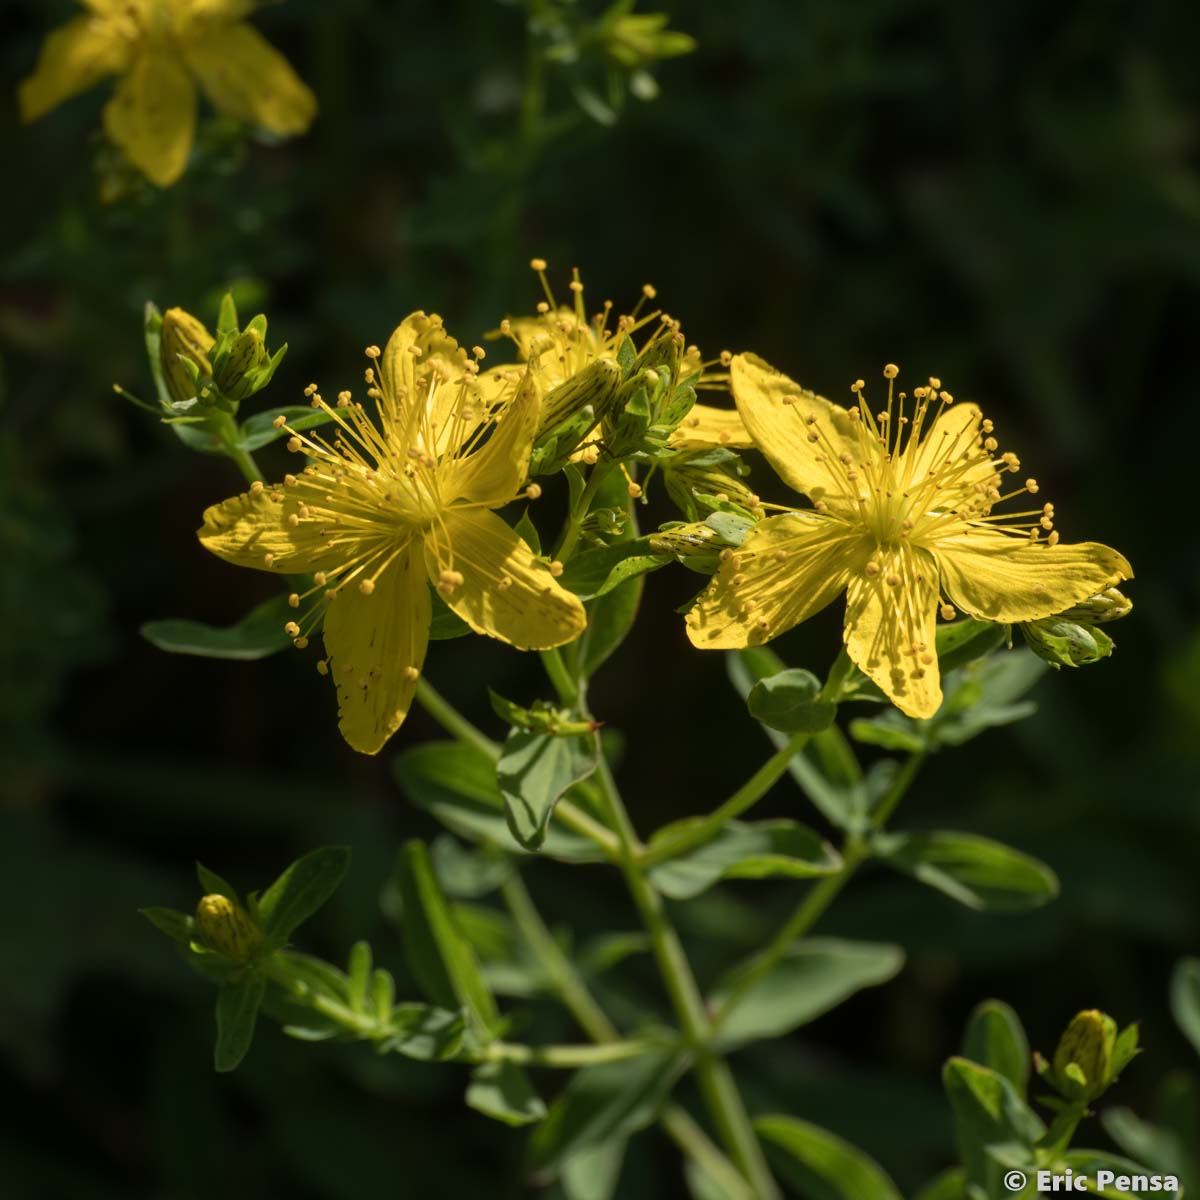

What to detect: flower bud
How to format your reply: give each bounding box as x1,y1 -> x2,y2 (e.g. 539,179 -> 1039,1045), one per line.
1058,587 -> 1133,625
213,326 -> 268,402
1021,617 -> 1114,669
1052,1010 -> 1116,1097
536,357 -> 622,442
664,448 -> 759,521
649,522 -> 723,558
159,307 -> 214,406
195,893 -> 263,964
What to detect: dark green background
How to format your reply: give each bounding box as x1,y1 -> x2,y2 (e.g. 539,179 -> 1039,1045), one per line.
3,0 -> 1199,1195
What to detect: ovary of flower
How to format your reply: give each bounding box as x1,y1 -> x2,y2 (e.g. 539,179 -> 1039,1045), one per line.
685,354 -> 1133,719
19,0 -> 317,187
197,312 -> 586,755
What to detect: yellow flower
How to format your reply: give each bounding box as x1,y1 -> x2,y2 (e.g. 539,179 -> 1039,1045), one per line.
198,312 -> 586,754
19,0 -> 316,187
686,355 -> 1132,718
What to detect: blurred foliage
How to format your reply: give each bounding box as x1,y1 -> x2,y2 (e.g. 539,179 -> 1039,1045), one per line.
2,0 -> 1199,1195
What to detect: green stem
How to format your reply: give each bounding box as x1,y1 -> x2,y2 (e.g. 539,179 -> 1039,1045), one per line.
413,677 -> 620,857
540,647 -> 580,710
1037,1101 -> 1089,1157
712,749 -> 927,1030
501,869 -> 755,1198
555,462 -> 614,561
500,873 -> 618,1042
481,1038 -> 662,1068
638,730 -> 811,868
592,757 -> 781,1200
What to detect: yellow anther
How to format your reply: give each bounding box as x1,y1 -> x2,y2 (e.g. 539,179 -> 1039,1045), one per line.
627,482 -> 643,499
272,414 -> 288,429
536,302 -> 550,314
549,560 -> 564,577
284,621 -> 301,637
1047,530 -> 1060,546
865,562 -> 880,577
337,390 -> 352,405
314,571 -> 327,586
530,257 -> 548,271
359,578 -> 375,595
939,390 -> 953,403
403,665 -> 420,682
883,363 -> 899,379
264,553 -> 276,567
287,436 -> 303,453
1026,478 -> 1039,493
940,603 -> 957,620
885,573 -> 901,587
984,437 -> 998,451
294,636 -> 309,649
719,350 -> 732,366
250,480 -> 264,495
642,283 -> 657,298
851,379 -> 865,393
316,660 -> 329,676
365,345 -> 381,359
929,376 -> 941,389
288,593 -> 300,608
525,483 -> 542,500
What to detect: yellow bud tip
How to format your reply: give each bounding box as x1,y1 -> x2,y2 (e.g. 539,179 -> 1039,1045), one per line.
883,363 -> 899,379
530,257 -> 548,271
359,578 -> 375,595
549,560 -> 564,577
195,893 -> 262,963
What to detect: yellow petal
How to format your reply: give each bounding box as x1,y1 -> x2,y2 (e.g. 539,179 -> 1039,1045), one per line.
429,509 -> 585,650
669,404 -> 754,451
323,544 -> 430,755
729,353 -> 861,503
19,15 -> 131,123
378,312 -> 470,446
686,512 -> 863,650
902,401 -> 994,492
935,529 -> 1133,623
844,545 -> 942,719
103,50 -> 196,187
444,370 -> 538,506
182,22 -> 316,135
198,483 -> 340,575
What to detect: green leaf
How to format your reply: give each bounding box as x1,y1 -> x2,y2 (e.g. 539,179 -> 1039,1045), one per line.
579,574 -> 644,678
393,741 -> 603,862
139,906 -> 195,945
257,846 -> 351,943
562,1140 -> 627,1200
347,941 -> 371,1013
238,405 -> 335,451
380,1004 -> 466,1061
214,972 -> 266,1072
1058,1150 -> 1175,1198
911,1168 -> 971,1200
755,1114 -> 903,1200
430,835 -> 512,900
559,537 -> 668,599
963,1000 -> 1031,1092
1102,1109 -> 1193,1185
466,1061 -> 547,1127
747,668 -> 836,734
936,619 -> 1008,673
1170,958 -> 1200,1058
429,594 -> 471,640
142,594 -> 294,661
942,1057 -> 1042,1194
647,819 -> 841,900
713,939 -> 904,1050
873,831 -> 1059,912
395,840 -> 499,1037
848,712 -> 927,753
196,862 -> 238,900
497,730 -> 599,851
513,508 -> 542,555
530,1052 -> 681,1172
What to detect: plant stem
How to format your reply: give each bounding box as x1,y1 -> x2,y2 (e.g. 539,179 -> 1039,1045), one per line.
540,647 -> 581,710
638,729 -> 811,868
500,869 -> 754,1198
481,1038 -> 662,1068
500,873 -> 618,1042
413,677 -> 620,857
591,756 -> 781,1200
711,750 -> 927,1030
555,462 -> 613,561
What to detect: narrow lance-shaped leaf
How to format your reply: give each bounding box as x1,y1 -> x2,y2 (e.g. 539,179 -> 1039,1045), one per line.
466,1061 -> 547,1127
963,1000 -> 1031,1093
214,972 -> 266,1072
143,594 -> 295,661
755,1114 -> 903,1200
257,846 -> 351,943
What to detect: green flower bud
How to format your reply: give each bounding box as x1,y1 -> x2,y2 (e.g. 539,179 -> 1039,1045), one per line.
602,13 -> 697,70
536,357 -> 622,441
195,893 -> 263,964
159,307 -> 214,406
648,521 -> 724,566
1058,587 -> 1133,625
1021,617 -> 1114,669
213,326 -> 268,402
664,448 -> 760,521
1052,1010 -> 1116,1098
